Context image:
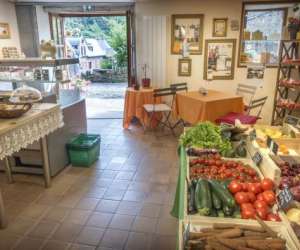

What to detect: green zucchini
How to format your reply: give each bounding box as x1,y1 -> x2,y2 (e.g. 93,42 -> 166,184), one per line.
209,180 -> 235,208
195,179 -> 212,216
209,208 -> 217,217
217,209 -> 225,217
211,190 -> 222,210
188,182 -> 196,214
223,205 -> 235,217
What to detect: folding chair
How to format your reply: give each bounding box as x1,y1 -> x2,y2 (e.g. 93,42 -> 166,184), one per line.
236,83 -> 257,110
216,96 -> 268,125
170,83 -> 188,128
143,87 -> 176,134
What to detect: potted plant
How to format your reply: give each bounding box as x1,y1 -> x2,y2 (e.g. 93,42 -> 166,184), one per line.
288,17 -> 300,40
141,64 -> 151,88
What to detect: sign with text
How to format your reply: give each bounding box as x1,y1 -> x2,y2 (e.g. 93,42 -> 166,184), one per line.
252,151 -> 263,166
277,187 -> 294,210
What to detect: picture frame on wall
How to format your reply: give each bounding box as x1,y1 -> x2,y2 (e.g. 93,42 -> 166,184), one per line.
178,58 -> 192,77
212,18 -> 228,37
204,39 -> 236,80
171,14 -> 204,55
0,23 -> 10,39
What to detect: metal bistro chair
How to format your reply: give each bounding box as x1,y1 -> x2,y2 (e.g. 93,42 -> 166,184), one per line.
236,83 -> 257,111
143,87 -> 177,134
170,82 -> 188,128
216,96 -> 268,125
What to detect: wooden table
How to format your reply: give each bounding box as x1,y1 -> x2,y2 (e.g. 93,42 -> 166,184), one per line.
123,87 -> 161,129
0,103 -> 63,228
175,89 -> 244,124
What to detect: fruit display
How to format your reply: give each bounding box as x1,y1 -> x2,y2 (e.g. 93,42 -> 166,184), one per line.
184,222 -> 288,250
228,179 -> 281,221
279,79 -> 300,88
187,179 -> 240,218
255,126 -> 290,140
189,153 -> 259,182
180,122 -> 232,156
277,99 -> 300,110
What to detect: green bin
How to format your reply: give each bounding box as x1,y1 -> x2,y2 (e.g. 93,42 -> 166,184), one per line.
67,134 -> 100,167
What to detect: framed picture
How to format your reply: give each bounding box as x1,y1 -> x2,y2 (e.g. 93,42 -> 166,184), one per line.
213,18 -> 228,37
0,23 -> 10,39
204,39 -> 236,80
171,14 -> 204,55
178,58 -> 192,76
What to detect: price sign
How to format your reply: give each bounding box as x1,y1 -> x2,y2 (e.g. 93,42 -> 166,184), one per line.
252,151 -> 263,166
249,129 -> 256,141
285,115 -> 299,127
272,142 -> 279,155
277,187 -> 294,210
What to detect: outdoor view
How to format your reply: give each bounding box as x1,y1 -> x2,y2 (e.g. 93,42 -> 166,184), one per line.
64,16 -> 128,118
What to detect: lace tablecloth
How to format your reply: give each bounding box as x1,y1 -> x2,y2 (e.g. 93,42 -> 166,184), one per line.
0,103 -> 63,160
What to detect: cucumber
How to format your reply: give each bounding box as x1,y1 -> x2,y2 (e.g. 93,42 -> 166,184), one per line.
195,179 -> 212,216
187,182 -> 196,214
209,180 -> 235,208
212,190 -> 222,210
223,205 -> 235,217
217,209 -> 225,217
209,208 -> 217,217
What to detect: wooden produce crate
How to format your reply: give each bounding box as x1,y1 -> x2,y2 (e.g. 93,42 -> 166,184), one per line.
274,138 -> 300,156
178,218 -> 298,250
279,211 -> 300,250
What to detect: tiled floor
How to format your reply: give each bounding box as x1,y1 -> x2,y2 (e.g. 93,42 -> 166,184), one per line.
0,119 -> 179,250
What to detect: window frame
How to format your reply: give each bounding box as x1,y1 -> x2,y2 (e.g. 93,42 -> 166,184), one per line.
238,2 -> 290,68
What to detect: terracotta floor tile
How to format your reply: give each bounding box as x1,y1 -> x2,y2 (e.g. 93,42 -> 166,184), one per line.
6,218 -> 36,236
95,200 -> 120,213
28,220 -> 59,239
86,212 -> 114,228
14,237 -> 44,250
51,222 -> 82,242
109,214 -> 134,230
122,190 -> 146,202
42,206 -> 71,223
100,229 -> 129,249
103,188 -> 125,201
71,243 -> 97,250
64,209 -> 91,225
116,201 -> 142,216
125,232 -> 152,250
156,218 -> 178,236
139,203 -> 161,218
132,216 -> 157,233
20,204 -> 50,220
0,233 -> 21,249
115,171 -> 135,181
75,198 -> 100,210
111,180 -> 130,190
76,226 -> 105,246
42,240 -> 71,250
150,235 -> 177,250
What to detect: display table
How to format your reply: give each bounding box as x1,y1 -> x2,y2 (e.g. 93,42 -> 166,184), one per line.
0,103 -> 63,228
123,87 -> 161,129
175,90 -> 244,124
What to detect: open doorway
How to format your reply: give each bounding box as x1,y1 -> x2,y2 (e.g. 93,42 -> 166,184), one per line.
61,15 -> 128,119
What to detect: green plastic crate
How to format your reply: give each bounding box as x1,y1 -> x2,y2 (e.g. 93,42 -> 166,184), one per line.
67,134 -> 101,167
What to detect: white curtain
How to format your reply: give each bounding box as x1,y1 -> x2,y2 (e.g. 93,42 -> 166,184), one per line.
141,16 -> 167,88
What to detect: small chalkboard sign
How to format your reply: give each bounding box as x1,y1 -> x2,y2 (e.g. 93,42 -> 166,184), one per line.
285,115 -> 299,127
272,141 -> 279,155
277,187 -> 294,210
252,151 -> 263,166
249,129 -> 256,141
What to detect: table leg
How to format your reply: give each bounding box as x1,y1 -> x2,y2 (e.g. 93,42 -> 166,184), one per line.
0,190 -> 7,229
4,157 -> 13,184
40,136 -> 51,188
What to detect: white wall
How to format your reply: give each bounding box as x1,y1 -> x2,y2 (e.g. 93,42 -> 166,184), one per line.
35,5 -> 51,42
135,0 -> 292,124
0,0 -> 20,52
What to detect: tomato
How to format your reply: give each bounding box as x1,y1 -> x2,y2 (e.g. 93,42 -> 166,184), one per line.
267,213 -> 281,222
261,178 -> 274,191
262,190 -> 276,205
241,183 -> 248,191
248,183 -> 261,194
235,192 -> 249,204
241,207 -> 256,219
254,200 -> 268,210
241,203 -> 254,211
256,193 -> 264,201
228,180 -> 242,194
247,192 -> 256,203
256,207 -> 268,220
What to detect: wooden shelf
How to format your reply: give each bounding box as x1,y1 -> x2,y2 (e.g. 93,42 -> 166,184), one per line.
0,58 -> 79,67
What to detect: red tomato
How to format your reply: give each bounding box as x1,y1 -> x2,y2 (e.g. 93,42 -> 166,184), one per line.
256,207 -> 268,220
241,183 -> 248,191
267,213 -> 281,222
247,168 -> 257,177
262,190 -> 276,205
228,180 -> 242,194
247,183 -> 260,194
241,207 -> 256,219
254,200 -> 268,210
241,203 -> 254,211
247,192 -> 256,203
256,193 -> 264,201
261,178 -> 274,191
235,192 -> 250,204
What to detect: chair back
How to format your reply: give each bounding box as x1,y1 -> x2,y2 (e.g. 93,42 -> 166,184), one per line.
170,83 -> 188,93
236,83 -> 257,105
247,96 -> 268,117
153,87 -> 176,107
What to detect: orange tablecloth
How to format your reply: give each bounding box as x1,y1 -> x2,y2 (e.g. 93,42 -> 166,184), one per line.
175,90 -> 244,125
123,87 -> 160,129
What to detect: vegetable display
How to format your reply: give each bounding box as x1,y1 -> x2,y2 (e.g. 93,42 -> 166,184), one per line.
180,122 -> 232,156
184,222 -> 287,250
228,179 -> 280,221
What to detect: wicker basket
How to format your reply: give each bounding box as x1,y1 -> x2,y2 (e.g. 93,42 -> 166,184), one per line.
0,103 -> 32,119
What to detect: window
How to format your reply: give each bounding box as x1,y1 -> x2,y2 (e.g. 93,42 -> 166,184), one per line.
239,5 -> 287,67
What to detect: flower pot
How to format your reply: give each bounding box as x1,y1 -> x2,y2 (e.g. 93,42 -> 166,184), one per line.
142,78 -> 151,88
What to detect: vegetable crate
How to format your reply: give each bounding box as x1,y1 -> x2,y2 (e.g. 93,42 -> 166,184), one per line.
178,218 -> 298,250
67,134 -> 101,167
